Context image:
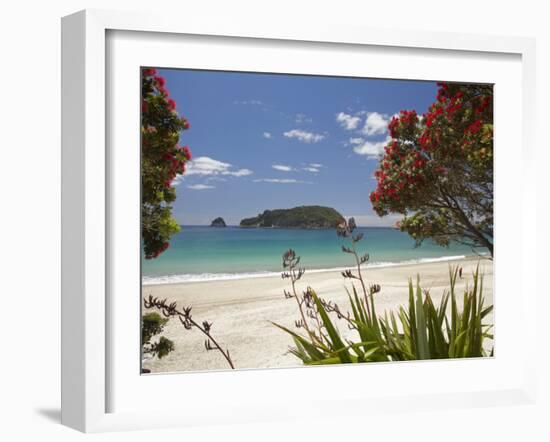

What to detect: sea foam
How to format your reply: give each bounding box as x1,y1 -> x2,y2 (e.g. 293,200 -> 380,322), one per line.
141,255 -> 469,285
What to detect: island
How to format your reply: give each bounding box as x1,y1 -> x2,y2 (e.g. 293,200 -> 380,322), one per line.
239,205 -> 344,229
210,217 -> 227,227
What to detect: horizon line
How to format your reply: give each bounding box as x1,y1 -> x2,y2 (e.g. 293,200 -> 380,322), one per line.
178,224 -> 398,228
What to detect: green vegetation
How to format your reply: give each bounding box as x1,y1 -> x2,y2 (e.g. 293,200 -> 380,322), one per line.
371,83 -> 493,256
141,312 -> 175,359
141,68 -> 191,259
274,218 -> 493,365
240,205 -> 344,229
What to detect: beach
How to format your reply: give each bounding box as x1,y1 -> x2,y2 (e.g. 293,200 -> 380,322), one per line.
142,256 -> 493,374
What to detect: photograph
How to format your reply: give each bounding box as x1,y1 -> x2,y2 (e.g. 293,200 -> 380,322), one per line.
140,68 -> 494,374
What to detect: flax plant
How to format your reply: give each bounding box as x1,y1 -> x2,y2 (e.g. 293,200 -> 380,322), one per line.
274,219 -> 493,365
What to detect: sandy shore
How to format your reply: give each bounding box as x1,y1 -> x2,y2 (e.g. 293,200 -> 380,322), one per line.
142,257 -> 493,373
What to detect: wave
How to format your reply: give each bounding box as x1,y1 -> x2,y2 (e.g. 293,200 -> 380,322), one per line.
142,254 -> 471,285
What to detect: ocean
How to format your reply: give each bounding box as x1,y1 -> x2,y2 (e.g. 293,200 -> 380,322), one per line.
142,226 -> 480,285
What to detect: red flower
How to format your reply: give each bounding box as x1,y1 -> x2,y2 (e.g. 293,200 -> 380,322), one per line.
398,110 -> 418,125
181,118 -> 190,130
182,145 -> 192,160
388,116 -> 399,137
154,76 -> 166,88
370,191 -> 381,203
141,100 -> 148,114
142,68 -> 157,77
465,120 -> 482,135
446,102 -> 462,116
475,96 -> 491,113
419,131 -> 430,149
167,98 -> 176,110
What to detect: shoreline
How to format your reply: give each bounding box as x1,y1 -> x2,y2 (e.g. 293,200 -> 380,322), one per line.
142,254 -> 487,286
142,256 -> 493,374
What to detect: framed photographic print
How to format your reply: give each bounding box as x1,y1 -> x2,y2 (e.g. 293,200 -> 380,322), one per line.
139,69 -> 495,375
61,9 -> 537,432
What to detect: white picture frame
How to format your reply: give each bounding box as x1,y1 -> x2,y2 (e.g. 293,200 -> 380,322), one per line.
61,9 -> 537,433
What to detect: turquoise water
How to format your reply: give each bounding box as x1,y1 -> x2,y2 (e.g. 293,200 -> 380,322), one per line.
142,226 -> 478,284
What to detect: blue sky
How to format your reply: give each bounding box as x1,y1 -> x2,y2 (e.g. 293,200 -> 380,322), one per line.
157,68 -> 438,226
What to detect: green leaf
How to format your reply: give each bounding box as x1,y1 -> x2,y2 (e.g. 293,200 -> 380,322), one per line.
272,322 -> 326,360
312,291 -> 353,363
414,276 -> 430,359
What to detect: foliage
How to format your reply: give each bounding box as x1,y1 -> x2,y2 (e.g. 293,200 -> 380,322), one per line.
141,67 -> 192,259
370,82 -> 493,256
143,295 -> 235,369
240,205 -> 345,228
274,220 -> 493,365
142,312 -> 175,359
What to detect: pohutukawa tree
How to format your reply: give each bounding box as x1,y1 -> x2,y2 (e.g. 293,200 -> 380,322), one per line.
141,68 -> 192,259
370,82 -> 493,256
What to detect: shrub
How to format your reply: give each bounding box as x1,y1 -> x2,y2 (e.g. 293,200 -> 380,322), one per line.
141,68 -> 192,259
370,83 -> 494,256
274,219 -> 493,365
142,312 -> 175,359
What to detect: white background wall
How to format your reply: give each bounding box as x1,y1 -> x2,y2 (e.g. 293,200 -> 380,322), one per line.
0,1 -> 547,440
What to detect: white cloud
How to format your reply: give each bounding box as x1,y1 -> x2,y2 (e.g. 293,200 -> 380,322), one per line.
336,112 -> 361,130
172,175 -> 185,186
272,164 -> 293,172
187,184 -> 215,190
283,129 -> 325,143
186,156 -> 253,177
350,136 -> 391,158
186,157 -> 231,176
227,168 -> 253,177
309,163 -> 323,168
295,113 -> 313,124
234,100 -> 263,105
271,163 -> 320,173
362,112 -> 391,136
253,178 -> 312,184
263,132 -> 272,139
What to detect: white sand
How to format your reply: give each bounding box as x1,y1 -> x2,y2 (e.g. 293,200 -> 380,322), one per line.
142,257 -> 493,373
